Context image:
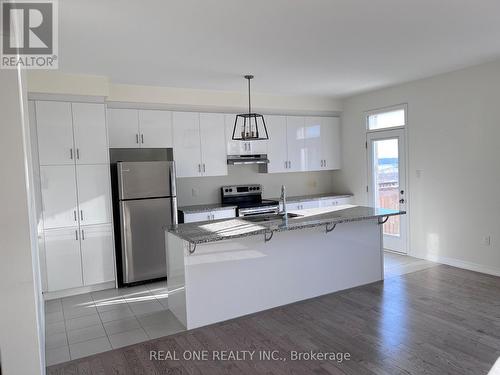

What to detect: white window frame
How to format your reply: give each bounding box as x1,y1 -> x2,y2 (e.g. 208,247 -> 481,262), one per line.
366,103 -> 407,133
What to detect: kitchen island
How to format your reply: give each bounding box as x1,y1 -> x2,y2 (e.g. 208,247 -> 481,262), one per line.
166,205 -> 405,329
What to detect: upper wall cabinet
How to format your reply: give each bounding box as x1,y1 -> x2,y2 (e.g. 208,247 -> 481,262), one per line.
266,115 -> 288,173
36,101 -> 107,165
172,112 -> 227,177
304,116 -> 341,171
266,115 -> 341,173
320,117 -> 341,170
107,108 -> 173,148
138,110 -> 173,148
107,108 -> 139,148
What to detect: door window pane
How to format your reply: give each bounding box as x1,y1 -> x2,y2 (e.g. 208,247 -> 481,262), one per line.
368,109 -> 405,130
372,138 -> 400,237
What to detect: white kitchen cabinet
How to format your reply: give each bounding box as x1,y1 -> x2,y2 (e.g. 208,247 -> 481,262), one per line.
224,114 -> 268,156
286,116 -> 306,172
172,111 -> 202,177
321,117 -> 341,170
200,113 -> 227,176
44,227 -> 83,291
72,103 -> 108,164
36,101 -> 75,165
107,108 -> 140,148
40,165 -> 79,229
211,208 -> 237,220
138,110 -> 173,148
173,112 -> 228,178
183,211 -> 212,223
286,200 -> 320,211
319,197 -> 353,207
183,208 -> 236,223
108,108 -> 174,149
80,224 -> 115,285
265,115 -> 288,173
304,117 -> 323,171
76,165 -> 112,225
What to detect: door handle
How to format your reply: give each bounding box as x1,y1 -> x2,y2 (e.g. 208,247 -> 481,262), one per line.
81,229 -> 85,240
70,148 -> 73,160
399,199 -> 405,204
324,160 -> 326,167
74,210 -> 77,222
76,148 -> 80,160
136,134 -> 139,144
75,229 -> 78,240
203,164 -> 206,173
80,210 -> 84,221
288,161 -> 291,168
198,164 -> 201,173
141,134 -> 144,144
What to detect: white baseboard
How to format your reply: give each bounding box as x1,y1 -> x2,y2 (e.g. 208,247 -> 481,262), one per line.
415,253 -> 500,277
43,281 -> 116,301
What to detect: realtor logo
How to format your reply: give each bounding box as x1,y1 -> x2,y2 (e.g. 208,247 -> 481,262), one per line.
1,0 -> 58,69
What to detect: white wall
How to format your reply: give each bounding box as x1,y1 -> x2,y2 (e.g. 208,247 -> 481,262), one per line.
0,69 -> 45,373
177,166 -> 339,206
336,59 -> 500,275
28,72 -> 342,114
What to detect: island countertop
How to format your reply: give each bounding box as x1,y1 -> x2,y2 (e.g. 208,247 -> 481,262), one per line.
168,205 -> 405,244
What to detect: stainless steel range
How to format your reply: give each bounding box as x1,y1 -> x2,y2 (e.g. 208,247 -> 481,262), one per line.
221,184 -> 279,217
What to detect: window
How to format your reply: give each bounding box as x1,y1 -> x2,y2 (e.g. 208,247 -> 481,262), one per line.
367,106 -> 406,131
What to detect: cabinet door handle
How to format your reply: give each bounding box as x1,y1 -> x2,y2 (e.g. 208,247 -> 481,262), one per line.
136,134 -> 139,144
80,210 -> 84,221
73,210 -> 77,222
284,161 -> 287,169
76,148 -> 80,160
288,161 -> 291,168
141,134 -> 144,144
324,160 -> 327,167
207,214 -> 211,221
81,229 -> 85,240
70,148 -> 73,160
75,230 -> 78,240
198,164 -> 201,173
203,164 -> 206,173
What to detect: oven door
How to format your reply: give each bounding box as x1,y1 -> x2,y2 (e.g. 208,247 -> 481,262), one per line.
238,205 -> 280,217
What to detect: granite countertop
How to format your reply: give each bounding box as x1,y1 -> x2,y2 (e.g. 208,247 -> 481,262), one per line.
269,192 -> 353,202
168,205 -> 405,244
178,203 -> 238,213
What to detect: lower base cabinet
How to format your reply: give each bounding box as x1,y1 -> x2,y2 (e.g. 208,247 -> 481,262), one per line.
44,227 -> 83,291
44,223 -> 115,292
81,224 -> 115,286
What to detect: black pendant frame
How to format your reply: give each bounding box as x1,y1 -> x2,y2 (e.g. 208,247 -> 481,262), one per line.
232,75 -> 269,141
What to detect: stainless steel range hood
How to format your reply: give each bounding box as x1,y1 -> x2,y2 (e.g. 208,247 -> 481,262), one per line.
227,154 -> 269,165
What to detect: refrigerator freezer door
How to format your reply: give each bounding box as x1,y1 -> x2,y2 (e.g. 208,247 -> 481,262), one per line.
117,161 -> 175,200
120,197 -> 173,283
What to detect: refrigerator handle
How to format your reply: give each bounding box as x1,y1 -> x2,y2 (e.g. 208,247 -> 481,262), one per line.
169,161 -> 178,226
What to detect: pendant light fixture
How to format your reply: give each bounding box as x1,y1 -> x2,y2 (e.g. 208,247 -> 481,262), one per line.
232,75 -> 269,141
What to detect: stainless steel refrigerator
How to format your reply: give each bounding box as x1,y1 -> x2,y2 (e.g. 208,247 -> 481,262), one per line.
117,161 -> 177,284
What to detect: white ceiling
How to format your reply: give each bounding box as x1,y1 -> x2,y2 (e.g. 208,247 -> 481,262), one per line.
59,0 -> 500,98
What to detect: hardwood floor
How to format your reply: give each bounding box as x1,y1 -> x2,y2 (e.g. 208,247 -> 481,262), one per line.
47,265 -> 500,375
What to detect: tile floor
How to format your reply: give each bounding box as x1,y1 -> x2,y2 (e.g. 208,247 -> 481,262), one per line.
44,281 -> 185,366
384,251 -> 438,278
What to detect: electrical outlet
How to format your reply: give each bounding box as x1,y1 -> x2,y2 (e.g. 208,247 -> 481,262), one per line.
481,236 -> 491,246
192,188 -> 198,197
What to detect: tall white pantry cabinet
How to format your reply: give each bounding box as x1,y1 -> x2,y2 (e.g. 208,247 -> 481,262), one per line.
34,100 -> 115,293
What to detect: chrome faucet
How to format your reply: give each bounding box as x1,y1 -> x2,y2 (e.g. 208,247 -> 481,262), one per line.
280,185 -> 287,216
